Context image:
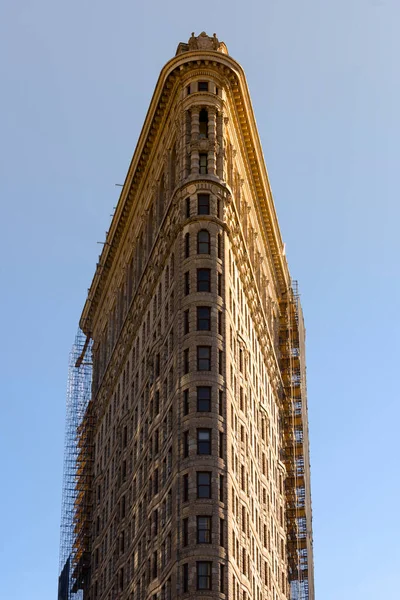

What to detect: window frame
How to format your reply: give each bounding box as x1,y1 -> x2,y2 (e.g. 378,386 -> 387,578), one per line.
184,348 -> 189,374
183,518 -> 189,546
183,563 -> 189,593
197,428 -> 212,455
183,431 -> 189,458
197,471 -> 211,498
197,229 -> 210,254
185,232 -> 190,258
199,109 -> 208,139
197,515 -> 212,544
197,268 -> 211,292
197,386 -> 211,412
184,271 -> 190,295
197,346 -> 211,371
183,474 -> 189,502
199,153 -> 208,175
183,389 -> 189,416
197,194 -> 210,215
197,561 -> 212,590
197,306 -> 211,330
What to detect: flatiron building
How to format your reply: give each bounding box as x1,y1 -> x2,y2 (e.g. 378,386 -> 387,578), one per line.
59,31 -> 315,600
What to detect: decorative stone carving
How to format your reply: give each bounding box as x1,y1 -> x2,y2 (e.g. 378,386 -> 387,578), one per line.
188,31 -> 221,52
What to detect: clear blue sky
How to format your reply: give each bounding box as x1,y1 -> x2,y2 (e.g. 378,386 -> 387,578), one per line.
0,1 -> 398,598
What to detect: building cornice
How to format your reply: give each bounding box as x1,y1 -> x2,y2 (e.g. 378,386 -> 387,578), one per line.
80,48 -> 289,336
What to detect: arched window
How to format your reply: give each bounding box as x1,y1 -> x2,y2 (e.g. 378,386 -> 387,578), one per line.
199,109 -> 208,139
197,230 -> 210,254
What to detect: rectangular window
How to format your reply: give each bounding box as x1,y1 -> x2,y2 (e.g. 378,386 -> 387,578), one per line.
198,81 -> 209,92
184,309 -> 189,334
184,271 -> 190,295
197,516 -> 212,543
218,310 -> 222,335
154,468 -> 159,494
183,518 -> 189,546
220,564 -> 225,593
197,194 -> 210,215
219,474 -> 224,502
184,349 -> 189,374
218,272 -> 222,296
197,386 -> 211,411
219,431 -> 224,458
186,197 -> 191,218
197,561 -> 212,590
197,230 -> 210,254
197,346 -> 211,371
183,389 -> 189,416
185,232 -> 190,258
183,474 -> 189,502
197,268 -> 211,292
197,429 -> 211,454
220,518 -> 224,546
217,233 -> 222,258
152,551 -> 157,579
183,563 -> 189,592
183,431 -> 189,457
219,350 -> 223,375
199,153 -> 208,175
219,390 -> 223,416
187,84 -> 191,95
197,306 -> 211,330
197,471 -> 211,498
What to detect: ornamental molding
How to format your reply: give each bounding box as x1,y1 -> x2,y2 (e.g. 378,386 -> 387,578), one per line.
225,201 -> 283,398
80,47 -> 289,338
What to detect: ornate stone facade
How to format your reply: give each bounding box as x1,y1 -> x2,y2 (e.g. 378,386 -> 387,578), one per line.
76,33 -> 314,600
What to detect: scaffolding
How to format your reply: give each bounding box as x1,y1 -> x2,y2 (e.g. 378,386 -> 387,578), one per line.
59,330 -> 93,600
279,282 -> 314,600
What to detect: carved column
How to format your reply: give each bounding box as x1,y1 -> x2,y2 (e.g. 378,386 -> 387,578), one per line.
176,113 -> 185,184
190,108 -> 200,175
184,110 -> 191,179
216,111 -> 224,180
208,107 -> 217,176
